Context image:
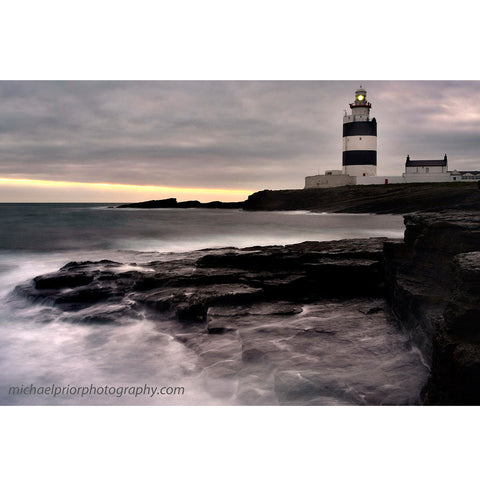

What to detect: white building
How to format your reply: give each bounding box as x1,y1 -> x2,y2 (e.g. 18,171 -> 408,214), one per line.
401,154 -> 452,183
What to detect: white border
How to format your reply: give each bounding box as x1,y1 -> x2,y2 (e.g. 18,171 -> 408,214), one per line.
1,1 -> 479,478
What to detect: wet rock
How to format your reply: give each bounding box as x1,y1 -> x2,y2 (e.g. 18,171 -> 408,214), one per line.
236,385 -> 277,406
69,303 -> 142,325
206,302 -> 304,334
176,302 -> 208,323
22,237 -> 387,319
246,303 -> 303,316
444,252 -> 480,337
274,370 -> 339,403
241,338 -> 286,364
359,302 -> 384,315
34,272 -> 94,290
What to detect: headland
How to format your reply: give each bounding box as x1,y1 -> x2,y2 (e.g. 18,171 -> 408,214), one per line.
116,182 -> 480,214
116,198 -> 244,209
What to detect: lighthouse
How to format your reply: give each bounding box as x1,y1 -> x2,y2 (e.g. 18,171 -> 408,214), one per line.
342,86 -> 377,177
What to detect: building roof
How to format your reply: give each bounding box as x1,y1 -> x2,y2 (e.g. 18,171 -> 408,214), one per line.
405,154 -> 447,167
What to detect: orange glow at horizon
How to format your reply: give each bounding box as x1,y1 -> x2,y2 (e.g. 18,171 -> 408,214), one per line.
0,177 -> 256,203
0,177 -> 254,197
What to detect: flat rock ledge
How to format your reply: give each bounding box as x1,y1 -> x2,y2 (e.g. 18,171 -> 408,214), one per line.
14,238 -> 388,324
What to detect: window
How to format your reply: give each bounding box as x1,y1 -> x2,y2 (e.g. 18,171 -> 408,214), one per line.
426,167 -> 429,173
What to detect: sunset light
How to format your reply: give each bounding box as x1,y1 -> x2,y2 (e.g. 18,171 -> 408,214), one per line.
0,177 -> 253,202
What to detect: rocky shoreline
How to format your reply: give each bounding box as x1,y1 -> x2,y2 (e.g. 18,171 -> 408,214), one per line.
11,211 -> 480,405
116,182 -> 480,214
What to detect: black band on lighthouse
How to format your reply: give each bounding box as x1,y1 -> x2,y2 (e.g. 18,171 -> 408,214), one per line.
342,151 -> 377,166
343,121 -> 377,137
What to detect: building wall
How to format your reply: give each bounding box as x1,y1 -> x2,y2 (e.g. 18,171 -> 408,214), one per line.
405,166 -> 447,174
305,174 -> 356,189
458,175 -> 480,181
403,173 -> 452,183
355,176 -> 406,185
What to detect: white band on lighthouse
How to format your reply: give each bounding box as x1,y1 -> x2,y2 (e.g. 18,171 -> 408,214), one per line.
343,135 -> 377,151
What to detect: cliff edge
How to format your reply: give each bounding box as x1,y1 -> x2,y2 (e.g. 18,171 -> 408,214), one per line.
385,211 -> 480,404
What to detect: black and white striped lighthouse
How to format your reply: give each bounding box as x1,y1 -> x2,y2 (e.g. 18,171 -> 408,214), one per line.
342,86 -> 377,177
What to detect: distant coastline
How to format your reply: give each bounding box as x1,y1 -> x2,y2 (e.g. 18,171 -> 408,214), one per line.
116,182 -> 480,214
115,198 -> 244,209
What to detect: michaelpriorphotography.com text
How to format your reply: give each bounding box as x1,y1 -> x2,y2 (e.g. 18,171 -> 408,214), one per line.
8,384 -> 185,399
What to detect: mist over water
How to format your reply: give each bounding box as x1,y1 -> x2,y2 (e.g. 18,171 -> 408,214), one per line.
0,204 -> 405,253
0,204 -> 424,405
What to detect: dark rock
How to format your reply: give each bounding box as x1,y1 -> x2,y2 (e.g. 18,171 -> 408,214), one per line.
116,198 -> 178,208
384,211 -> 480,405
61,259 -> 122,270
18,238 -> 389,325
443,252 -> 480,337
177,200 -> 201,208
177,302 -> 208,323
34,272 -> 94,290
274,370 -> 345,404
115,198 -> 245,209
202,201 -> 244,209
53,286 -> 116,311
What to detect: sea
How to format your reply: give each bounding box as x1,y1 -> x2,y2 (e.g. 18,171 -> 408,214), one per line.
0,203 -> 429,405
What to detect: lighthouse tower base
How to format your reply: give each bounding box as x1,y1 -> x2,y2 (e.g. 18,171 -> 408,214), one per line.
343,165 -> 377,177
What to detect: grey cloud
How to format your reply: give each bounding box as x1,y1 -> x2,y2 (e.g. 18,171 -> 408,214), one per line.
0,81 -> 479,190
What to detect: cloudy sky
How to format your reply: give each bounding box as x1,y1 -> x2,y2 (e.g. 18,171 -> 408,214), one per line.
1,80 -> 479,202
